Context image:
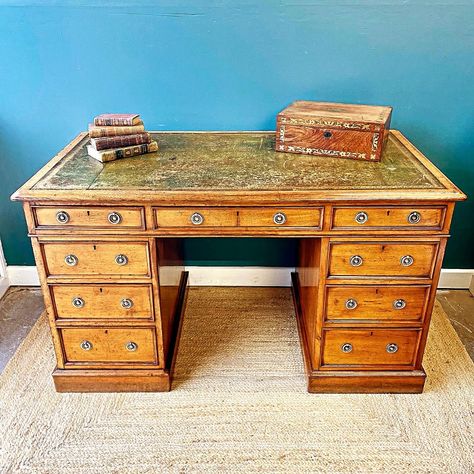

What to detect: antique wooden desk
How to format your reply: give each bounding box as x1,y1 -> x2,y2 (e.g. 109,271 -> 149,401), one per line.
12,131 -> 465,393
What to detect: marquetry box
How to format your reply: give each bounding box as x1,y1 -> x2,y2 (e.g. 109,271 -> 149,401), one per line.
276,101 -> 392,162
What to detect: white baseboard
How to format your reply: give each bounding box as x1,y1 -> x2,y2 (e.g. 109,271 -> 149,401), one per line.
4,265 -> 474,289
185,266 -> 294,287
7,266 -> 40,286
0,277 -> 9,300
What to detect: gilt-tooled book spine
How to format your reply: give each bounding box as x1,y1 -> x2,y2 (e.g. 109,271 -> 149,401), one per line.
93,113 -> 141,126
91,132 -> 151,151
88,124 -> 145,138
87,141 -> 158,163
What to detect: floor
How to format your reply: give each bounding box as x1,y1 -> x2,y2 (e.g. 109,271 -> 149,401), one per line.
0,286 -> 473,374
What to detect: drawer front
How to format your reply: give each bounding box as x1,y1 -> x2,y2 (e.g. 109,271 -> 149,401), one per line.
328,242 -> 438,278
239,208 -> 322,228
61,327 -> 157,364
33,206 -> 144,229
42,242 -> 150,277
332,206 -> 445,230
154,208 -> 237,228
321,329 -> 420,368
51,284 -> 153,319
325,286 -> 429,323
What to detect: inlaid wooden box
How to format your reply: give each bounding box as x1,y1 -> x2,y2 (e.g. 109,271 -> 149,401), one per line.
276,101 -> 392,162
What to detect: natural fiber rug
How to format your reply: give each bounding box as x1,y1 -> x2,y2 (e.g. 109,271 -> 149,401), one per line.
1,288 -> 473,473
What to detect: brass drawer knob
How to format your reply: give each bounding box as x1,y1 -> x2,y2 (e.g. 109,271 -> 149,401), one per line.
120,298 -> 134,309
80,340 -> 93,351
393,299 -> 406,310
125,341 -> 138,352
407,211 -> 421,224
400,255 -> 414,267
386,343 -> 399,354
349,255 -> 363,267
341,343 -> 353,353
108,211 -> 122,225
345,298 -> 358,310
354,211 -> 368,224
190,212 -> 204,225
115,254 -> 128,266
56,211 -> 70,224
64,254 -> 78,266
72,297 -> 85,308
273,212 -> 287,225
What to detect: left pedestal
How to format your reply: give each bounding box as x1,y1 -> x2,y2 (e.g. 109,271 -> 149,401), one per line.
25,204 -> 187,393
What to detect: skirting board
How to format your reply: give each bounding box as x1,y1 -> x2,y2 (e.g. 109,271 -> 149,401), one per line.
4,265 -> 474,290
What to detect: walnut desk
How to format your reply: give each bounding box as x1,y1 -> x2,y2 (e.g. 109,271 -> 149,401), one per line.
12,131 -> 466,393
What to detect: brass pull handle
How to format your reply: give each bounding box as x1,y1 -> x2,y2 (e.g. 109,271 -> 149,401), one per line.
345,299 -> 358,310
72,297 -> 85,308
400,255 -> 414,267
64,254 -> 78,266
354,211 -> 368,224
350,255 -> 363,267
386,343 -> 399,354
125,341 -> 138,352
341,343 -> 353,353
393,299 -> 406,310
80,340 -> 93,351
407,211 -> 421,224
56,211 -> 70,224
115,254 -> 128,266
273,212 -> 287,225
190,212 -> 204,225
120,298 -> 133,309
108,211 -> 122,225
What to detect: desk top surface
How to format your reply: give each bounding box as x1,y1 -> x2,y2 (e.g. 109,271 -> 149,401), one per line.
13,131 -> 465,203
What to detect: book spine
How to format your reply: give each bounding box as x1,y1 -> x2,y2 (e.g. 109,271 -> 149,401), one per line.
89,141 -> 158,162
88,124 -> 145,138
94,117 -> 138,126
92,133 -> 151,151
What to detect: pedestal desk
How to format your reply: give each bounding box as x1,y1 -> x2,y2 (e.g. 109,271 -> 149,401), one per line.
12,131 -> 466,393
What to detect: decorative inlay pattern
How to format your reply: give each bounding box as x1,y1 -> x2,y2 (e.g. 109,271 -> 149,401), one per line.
280,144 -> 367,160
280,116 -> 372,131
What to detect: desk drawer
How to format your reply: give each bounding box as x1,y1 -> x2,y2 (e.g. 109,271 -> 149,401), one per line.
325,285 -> 429,323
41,242 -> 150,277
328,242 -> 438,278
239,208 -> 322,228
154,208 -> 237,228
332,206 -> 445,230
60,327 -> 158,364
321,329 -> 420,368
33,206 -> 145,230
51,284 -> 153,320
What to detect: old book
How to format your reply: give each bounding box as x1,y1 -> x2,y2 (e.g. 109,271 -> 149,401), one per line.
90,132 -> 151,151
88,123 -> 145,138
87,141 -> 158,163
276,101 -> 392,162
94,113 -> 142,126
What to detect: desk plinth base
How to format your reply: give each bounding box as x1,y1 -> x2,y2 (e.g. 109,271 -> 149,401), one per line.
53,368 -> 171,393
290,272 -> 426,394
53,271 -> 189,393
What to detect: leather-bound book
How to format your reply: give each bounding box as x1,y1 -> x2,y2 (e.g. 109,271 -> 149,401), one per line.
93,113 -> 142,126
88,124 -> 145,138
90,132 -> 151,151
87,141 -> 158,163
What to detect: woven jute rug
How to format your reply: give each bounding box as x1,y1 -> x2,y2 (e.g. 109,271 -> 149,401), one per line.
1,288 -> 473,473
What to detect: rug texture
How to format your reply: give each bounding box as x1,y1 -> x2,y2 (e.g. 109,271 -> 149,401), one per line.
1,288 -> 473,473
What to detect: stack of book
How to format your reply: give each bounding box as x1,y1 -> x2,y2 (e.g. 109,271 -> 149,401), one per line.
87,114 -> 158,162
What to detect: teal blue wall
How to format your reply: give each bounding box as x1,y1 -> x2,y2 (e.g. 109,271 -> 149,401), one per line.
1,1 -> 472,267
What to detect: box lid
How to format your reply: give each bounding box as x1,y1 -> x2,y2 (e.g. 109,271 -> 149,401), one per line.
278,101 -> 392,127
